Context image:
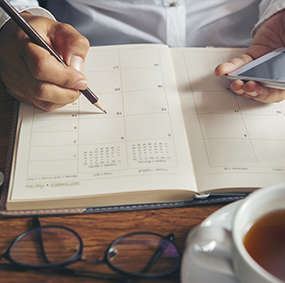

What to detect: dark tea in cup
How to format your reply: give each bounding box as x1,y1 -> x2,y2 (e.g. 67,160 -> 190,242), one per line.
243,209 -> 285,281
183,183 -> 285,283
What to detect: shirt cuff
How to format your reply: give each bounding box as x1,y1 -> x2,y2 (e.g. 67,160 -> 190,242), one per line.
252,0 -> 285,37
0,7 -> 55,30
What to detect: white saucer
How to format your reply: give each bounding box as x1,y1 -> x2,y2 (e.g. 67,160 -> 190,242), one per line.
181,200 -> 243,283
201,199 -> 242,229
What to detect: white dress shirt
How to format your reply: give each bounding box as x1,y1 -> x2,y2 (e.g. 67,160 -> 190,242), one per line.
0,0 -> 285,47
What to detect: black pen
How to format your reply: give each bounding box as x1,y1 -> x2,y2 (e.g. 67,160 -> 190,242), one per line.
0,0 -> 106,113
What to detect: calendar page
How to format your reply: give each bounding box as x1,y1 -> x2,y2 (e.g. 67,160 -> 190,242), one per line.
7,44 -> 196,209
171,47 -> 285,192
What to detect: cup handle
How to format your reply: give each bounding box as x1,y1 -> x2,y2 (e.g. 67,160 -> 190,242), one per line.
185,225 -> 236,277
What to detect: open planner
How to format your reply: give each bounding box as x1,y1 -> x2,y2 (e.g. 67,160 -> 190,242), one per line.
2,44 -> 285,216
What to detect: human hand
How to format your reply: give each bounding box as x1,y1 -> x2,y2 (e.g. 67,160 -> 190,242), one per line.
215,9 -> 285,103
0,12 -> 90,111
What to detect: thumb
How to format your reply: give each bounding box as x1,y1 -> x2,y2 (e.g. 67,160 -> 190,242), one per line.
67,55 -> 85,72
50,22 -> 90,72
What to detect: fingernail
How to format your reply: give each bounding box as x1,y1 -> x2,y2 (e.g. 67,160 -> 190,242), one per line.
235,89 -> 245,95
69,55 -> 84,72
245,91 -> 258,97
235,89 -> 244,95
75,80 -> 88,90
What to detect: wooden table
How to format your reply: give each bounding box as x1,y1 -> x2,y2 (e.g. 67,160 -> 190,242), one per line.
0,81 -> 224,283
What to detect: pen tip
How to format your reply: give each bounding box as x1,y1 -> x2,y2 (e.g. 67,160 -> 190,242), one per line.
104,110 -> 107,114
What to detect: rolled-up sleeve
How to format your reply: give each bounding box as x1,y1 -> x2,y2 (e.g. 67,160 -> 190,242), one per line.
252,0 -> 285,37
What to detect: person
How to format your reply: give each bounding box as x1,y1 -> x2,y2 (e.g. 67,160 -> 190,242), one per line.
0,0 -> 285,111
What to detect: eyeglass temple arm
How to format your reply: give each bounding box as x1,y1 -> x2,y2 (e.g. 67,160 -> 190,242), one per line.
140,233 -> 175,274
32,217 -> 51,264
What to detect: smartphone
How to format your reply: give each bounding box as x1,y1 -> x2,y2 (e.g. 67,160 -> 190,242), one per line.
227,47 -> 285,90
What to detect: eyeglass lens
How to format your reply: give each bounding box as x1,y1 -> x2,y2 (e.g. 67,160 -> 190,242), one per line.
106,233 -> 180,277
9,227 -> 80,267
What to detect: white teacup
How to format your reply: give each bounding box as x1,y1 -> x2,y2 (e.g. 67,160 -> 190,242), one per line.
181,183 -> 285,283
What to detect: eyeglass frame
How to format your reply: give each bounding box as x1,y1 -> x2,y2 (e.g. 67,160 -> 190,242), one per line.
0,217 -> 182,280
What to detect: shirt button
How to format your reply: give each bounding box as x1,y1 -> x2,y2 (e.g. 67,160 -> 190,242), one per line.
169,2 -> 178,6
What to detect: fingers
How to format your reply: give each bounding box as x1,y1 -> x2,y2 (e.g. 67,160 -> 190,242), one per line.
215,53 -> 253,77
49,22 -> 90,71
0,14 -> 90,111
0,54 -> 81,111
215,51 -> 285,103
230,80 -> 285,103
17,40 -> 88,90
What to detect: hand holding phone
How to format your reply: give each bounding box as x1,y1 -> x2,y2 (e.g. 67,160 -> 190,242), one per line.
227,47 -> 285,90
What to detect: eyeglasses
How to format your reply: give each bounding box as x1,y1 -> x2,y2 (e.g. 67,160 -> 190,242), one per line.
0,217 -> 181,281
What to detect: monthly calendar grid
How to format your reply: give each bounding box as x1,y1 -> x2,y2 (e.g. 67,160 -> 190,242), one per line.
26,46 -> 180,178
181,48 -> 285,172
232,91 -> 260,167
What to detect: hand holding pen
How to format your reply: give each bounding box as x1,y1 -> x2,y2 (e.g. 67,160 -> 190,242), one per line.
0,0 -> 106,112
